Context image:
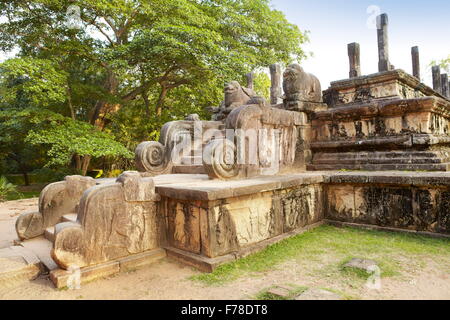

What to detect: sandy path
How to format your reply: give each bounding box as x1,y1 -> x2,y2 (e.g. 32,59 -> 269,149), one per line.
0,198 -> 37,249
0,199 -> 448,300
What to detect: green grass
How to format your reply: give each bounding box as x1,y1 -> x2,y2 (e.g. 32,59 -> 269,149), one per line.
5,191 -> 41,201
191,225 -> 450,285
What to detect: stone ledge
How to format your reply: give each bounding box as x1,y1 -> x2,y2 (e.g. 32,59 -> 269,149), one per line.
156,173 -> 325,201
0,246 -> 42,287
324,220 -> 450,239
323,171 -> 450,187
165,221 -> 324,272
50,248 -> 166,289
325,69 -> 447,100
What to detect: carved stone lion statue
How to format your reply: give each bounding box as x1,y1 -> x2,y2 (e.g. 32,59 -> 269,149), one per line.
283,64 -> 322,104
211,81 -> 259,121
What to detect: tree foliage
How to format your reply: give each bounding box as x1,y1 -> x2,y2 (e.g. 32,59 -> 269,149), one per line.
0,0 -> 308,176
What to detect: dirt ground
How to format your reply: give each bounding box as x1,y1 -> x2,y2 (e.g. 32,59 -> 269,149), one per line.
0,199 -> 449,300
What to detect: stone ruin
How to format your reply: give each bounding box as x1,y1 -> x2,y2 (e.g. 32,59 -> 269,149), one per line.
1,13 -> 449,288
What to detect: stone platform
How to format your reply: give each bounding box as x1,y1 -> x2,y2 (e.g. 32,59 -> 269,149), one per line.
157,171 -> 450,271
310,70 -> 450,172
1,171 -> 449,288
0,171 -> 450,288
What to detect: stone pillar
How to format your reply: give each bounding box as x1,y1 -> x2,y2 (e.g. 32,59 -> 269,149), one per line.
348,42 -> 361,78
441,74 -> 449,98
270,63 -> 282,105
432,66 -> 442,94
246,72 -> 254,90
377,13 -> 391,72
411,46 -> 420,80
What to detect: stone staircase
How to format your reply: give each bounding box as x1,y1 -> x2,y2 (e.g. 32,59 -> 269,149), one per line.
172,129 -> 227,174
308,151 -> 450,171
44,213 -> 78,243
1,174 -> 167,288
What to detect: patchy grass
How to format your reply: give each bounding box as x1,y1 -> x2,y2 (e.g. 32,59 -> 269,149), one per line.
191,225 -> 450,286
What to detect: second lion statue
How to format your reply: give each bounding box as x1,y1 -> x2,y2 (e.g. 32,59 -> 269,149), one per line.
283,63 -> 322,105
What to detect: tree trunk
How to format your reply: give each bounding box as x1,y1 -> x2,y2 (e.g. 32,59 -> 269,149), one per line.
81,156 -> 91,176
22,171 -> 30,186
74,155 -> 82,172
143,91 -> 151,119
156,85 -> 168,117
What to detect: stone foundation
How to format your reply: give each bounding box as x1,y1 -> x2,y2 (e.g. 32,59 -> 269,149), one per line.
309,70 -> 450,172
324,172 -> 450,234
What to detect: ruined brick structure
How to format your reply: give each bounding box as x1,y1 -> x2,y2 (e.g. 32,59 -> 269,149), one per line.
2,13 -> 449,288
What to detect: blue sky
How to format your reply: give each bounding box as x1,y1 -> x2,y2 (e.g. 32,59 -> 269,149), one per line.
271,0 -> 450,88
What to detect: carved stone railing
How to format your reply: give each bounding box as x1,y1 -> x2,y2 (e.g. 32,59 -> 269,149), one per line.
51,172 -> 161,269
202,103 -> 307,180
135,117 -> 224,176
16,176 -> 96,240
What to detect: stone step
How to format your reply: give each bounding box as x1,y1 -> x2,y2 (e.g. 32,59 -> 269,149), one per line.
315,151 -> 446,159
0,246 -> 42,286
21,236 -> 58,272
313,157 -> 445,165
181,156 -> 203,165
50,248 -> 167,289
44,227 -> 55,243
61,213 -> 78,223
172,165 -> 206,174
307,163 -> 450,172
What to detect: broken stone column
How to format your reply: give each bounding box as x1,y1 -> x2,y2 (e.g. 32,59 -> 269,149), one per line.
377,14 -> 391,72
348,42 -> 361,78
432,66 -> 442,94
246,72 -> 254,90
411,46 -> 420,80
441,74 -> 449,98
270,63 -> 282,105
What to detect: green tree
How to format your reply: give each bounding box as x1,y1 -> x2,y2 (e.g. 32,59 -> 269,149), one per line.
0,0 -> 307,124
0,58 -> 133,176
431,55 -> 450,73
0,0 -> 308,173
253,72 -> 271,101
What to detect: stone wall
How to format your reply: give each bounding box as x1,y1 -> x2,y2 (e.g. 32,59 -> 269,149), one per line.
324,173 -> 450,234
161,178 -> 323,259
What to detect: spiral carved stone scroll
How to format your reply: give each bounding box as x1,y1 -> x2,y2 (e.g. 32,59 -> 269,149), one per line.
203,139 -> 239,180
135,141 -> 173,176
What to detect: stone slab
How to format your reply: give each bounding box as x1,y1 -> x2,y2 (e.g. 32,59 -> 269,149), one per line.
21,236 -> 58,271
295,288 -> 343,300
50,260 -> 120,289
165,246 -> 234,273
50,248 -> 166,289
118,248 -> 166,273
165,221 -> 324,272
0,246 -> 42,286
324,220 -> 450,239
266,286 -> 292,299
343,258 -> 378,273
324,171 -> 450,187
156,171 -> 450,202
156,173 -> 326,201
61,213 -> 78,223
